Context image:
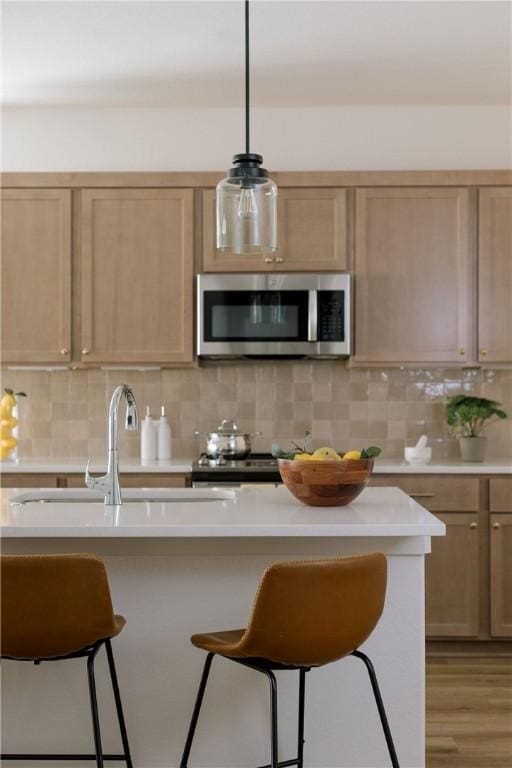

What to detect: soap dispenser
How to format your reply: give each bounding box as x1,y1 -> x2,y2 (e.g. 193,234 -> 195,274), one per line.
157,406 -> 172,461
141,406 -> 157,463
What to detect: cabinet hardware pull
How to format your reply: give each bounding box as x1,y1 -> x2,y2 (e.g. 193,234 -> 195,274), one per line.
82,348 -> 91,355
275,257 -> 284,263
60,348 -> 69,355
459,348 -> 466,356
263,257 -> 273,264
410,493 -> 435,498
480,349 -> 488,356
493,522 -> 501,530
469,522 -> 477,529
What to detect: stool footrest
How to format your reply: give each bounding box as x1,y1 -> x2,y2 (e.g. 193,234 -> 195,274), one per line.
0,754 -> 127,761
256,759 -> 301,768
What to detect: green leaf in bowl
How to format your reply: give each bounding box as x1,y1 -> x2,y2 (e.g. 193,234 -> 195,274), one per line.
360,446 -> 382,459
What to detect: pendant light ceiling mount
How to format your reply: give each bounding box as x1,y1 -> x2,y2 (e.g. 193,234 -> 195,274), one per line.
216,0 -> 278,255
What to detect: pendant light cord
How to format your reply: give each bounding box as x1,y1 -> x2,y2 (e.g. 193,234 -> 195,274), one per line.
245,0 -> 250,154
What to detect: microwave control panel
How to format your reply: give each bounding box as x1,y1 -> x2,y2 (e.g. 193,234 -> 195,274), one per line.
318,291 -> 345,341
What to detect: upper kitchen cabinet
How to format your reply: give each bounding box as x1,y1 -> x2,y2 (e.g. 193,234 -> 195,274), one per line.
80,189 -> 194,364
1,189 -> 72,364
478,188 -> 512,363
354,187 -> 471,364
202,188 -> 347,272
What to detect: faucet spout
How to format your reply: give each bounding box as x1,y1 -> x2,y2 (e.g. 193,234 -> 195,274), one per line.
85,384 -> 139,506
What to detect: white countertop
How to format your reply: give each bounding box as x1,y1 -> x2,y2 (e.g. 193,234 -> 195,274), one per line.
1,457 -> 510,474
1,485 -> 446,539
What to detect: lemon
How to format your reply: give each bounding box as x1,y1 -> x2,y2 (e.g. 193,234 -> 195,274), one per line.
294,453 -> 313,461
0,404 -> 12,420
312,446 -> 342,461
343,450 -> 362,460
1,417 -> 17,430
0,445 -> 12,460
0,392 -> 16,411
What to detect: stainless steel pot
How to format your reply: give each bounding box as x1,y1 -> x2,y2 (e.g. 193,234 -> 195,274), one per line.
195,419 -> 262,460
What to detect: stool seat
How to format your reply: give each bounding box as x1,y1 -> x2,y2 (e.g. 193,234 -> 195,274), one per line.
193,554 -> 387,668
191,628 -> 246,655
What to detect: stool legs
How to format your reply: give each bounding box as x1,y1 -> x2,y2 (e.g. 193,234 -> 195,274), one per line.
86,644 -> 104,768
0,640 -> 133,767
105,639 -> 134,768
351,650 -> 400,768
297,668 -> 306,768
180,652 -> 214,768
258,668 -> 278,768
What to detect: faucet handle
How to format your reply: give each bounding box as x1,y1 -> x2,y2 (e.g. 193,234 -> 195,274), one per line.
84,459 -> 95,490
85,459 -> 105,491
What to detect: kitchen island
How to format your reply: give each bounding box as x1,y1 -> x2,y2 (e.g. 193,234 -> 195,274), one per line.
2,485 -> 445,768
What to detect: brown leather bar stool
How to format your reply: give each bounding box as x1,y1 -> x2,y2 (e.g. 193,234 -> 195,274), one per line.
1,554 -> 133,768
180,552 -> 399,768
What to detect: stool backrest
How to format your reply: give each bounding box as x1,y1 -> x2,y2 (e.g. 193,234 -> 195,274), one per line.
1,554 -> 119,659
241,553 -> 387,666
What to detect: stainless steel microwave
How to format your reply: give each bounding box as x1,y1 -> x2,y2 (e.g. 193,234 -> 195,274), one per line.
197,273 -> 352,359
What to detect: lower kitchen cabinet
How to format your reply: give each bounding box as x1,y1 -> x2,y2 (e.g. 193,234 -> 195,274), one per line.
371,474 -> 512,640
425,512 -> 480,637
60,473 -> 190,488
490,513 -> 512,637
0,473 -> 190,488
0,473 -> 59,488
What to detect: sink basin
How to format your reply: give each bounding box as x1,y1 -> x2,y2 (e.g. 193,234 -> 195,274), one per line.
10,488 -> 235,506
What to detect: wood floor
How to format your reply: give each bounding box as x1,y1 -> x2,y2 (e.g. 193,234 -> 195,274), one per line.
426,656 -> 512,768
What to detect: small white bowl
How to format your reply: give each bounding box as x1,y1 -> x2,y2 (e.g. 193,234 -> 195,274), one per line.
404,446 -> 432,465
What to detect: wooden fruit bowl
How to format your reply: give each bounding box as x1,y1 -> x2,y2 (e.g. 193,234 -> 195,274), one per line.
278,458 -> 374,507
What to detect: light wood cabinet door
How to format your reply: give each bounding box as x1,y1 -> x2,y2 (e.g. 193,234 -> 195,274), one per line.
1,189 -> 71,363
63,473 -> 189,488
370,475 -> 480,512
354,188 -> 471,364
425,512 -> 480,637
490,478 -> 512,512
276,188 -> 347,271
490,513 -> 512,637
202,187 -> 347,272
81,189 -> 194,364
478,188 -> 512,363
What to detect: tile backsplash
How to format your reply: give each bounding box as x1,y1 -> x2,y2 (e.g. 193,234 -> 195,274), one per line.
2,363 -> 512,461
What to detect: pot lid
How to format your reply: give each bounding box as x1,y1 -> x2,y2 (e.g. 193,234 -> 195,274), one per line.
216,418 -> 240,434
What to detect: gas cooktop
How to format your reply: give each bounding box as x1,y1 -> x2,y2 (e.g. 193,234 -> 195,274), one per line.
191,453 -> 281,484
193,453 -> 278,470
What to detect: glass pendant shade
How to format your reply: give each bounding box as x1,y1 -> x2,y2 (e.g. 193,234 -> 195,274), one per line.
217,171 -> 277,255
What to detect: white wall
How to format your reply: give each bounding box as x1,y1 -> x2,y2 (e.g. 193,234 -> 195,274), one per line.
2,104 -> 511,171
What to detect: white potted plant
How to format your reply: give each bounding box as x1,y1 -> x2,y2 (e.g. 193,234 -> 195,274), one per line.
444,395 -> 508,462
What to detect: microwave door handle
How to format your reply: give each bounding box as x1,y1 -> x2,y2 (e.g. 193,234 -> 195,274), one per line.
308,291 -> 318,342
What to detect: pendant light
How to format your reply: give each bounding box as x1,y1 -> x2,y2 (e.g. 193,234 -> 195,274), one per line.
216,0 -> 278,255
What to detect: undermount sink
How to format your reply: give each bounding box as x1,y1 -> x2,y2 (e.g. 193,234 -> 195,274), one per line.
10,488 -> 236,506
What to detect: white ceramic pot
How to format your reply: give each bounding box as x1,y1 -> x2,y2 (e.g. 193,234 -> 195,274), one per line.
459,436 -> 487,462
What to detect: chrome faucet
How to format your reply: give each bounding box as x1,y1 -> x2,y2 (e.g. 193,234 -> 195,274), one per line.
85,384 -> 138,506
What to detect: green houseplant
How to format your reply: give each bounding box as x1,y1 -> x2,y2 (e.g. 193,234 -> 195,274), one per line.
444,395 -> 508,462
